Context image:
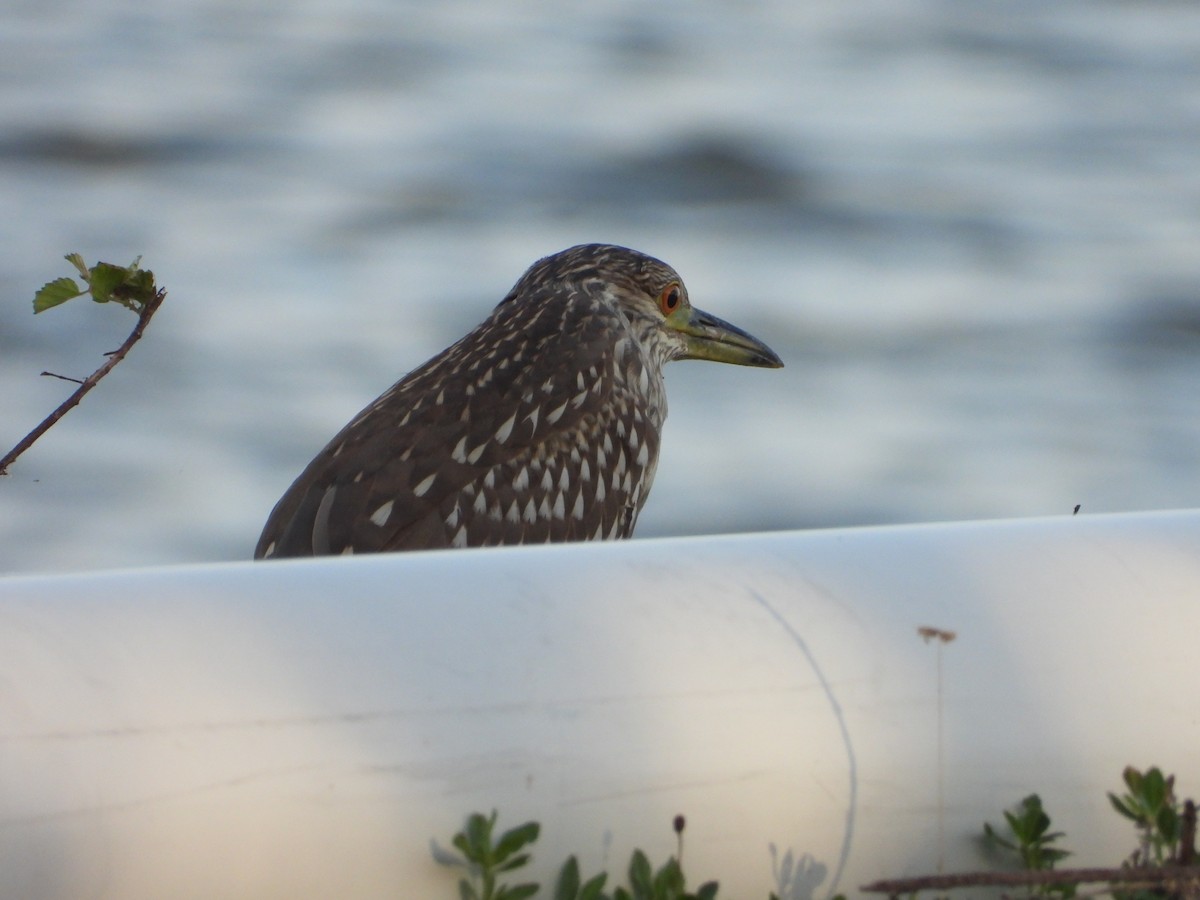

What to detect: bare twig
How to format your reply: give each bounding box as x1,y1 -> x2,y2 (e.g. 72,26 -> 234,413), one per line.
40,371 -> 85,385
0,286 -> 166,476
862,864 -> 1200,896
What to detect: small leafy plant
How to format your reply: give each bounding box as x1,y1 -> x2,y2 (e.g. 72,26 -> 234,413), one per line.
446,811 -> 717,900
1108,765 -> 1181,867
984,793 -> 1072,872
984,793 -> 1074,897
452,811 -> 542,900
449,766 -> 1197,900
33,253 -> 158,314
609,848 -> 717,900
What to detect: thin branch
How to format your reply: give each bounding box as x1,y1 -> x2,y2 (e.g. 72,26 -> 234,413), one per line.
0,286 -> 166,476
40,371 -> 85,385
862,864 -> 1200,896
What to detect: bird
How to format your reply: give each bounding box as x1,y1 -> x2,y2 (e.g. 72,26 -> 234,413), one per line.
255,243 -> 782,559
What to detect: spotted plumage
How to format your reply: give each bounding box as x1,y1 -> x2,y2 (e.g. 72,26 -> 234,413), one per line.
255,244 -> 782,559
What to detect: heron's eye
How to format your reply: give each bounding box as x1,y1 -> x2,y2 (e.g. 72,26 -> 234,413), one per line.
659,283 -> 682,315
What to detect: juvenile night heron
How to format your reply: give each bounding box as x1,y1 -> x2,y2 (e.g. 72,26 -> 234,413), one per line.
255,243 -> 782,559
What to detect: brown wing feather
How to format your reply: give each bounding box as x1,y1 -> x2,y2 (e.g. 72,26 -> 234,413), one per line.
255,282 -> 657,557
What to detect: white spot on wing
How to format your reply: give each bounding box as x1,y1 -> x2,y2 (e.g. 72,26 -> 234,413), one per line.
545,401 -> 568,424
370,500 -> 394,527
495,412 -> 517,442
413,473 -> 436,497
451,436 -> 468,463
312,486 -> 337,555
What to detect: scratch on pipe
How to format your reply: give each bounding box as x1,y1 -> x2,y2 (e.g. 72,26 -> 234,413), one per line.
749,590 -> 857,898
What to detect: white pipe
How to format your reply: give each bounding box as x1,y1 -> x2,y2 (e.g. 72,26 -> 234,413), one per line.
1,510 -> 1197,898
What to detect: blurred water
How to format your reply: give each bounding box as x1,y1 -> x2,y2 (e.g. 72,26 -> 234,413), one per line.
2,0 -> 1200,574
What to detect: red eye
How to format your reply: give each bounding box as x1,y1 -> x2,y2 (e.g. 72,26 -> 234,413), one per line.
659,283 -> 682,315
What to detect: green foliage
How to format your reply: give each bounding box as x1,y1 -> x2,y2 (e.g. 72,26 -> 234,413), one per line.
553,857 -> 608,900
609,850 -> 717,900
452,811 -> 541,900
984,794 -> 1075,898
33,253 -> 158,314
445,812 -> 717,900
1107,765 -> 1181,866
447,768 -> 1194,900
984,794 -> 1072,871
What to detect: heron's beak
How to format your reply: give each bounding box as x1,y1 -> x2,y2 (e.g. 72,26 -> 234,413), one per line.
666,306 -> 784,368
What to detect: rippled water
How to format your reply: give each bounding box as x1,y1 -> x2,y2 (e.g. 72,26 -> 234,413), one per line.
3,0 -> 1200,573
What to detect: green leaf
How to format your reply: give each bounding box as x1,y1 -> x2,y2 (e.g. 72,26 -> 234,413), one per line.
452,833 -> 473,860
1157,805 -> 1180,843
579,873 -> 608,900
495,853 -> 532,874
1029,810 -> 1050,840
693,881 -> 719,900
64,252 -> 89,279
468,812 -> 495,859
1108,792 -> 1140,822
459,879 -> 479,900
984,822 -> 1017,853
1141,768 -> 1166,811
494,822 -> 540,863
627,851 -> 653,898
86,262 -> 131,304
555,857 -> 581,900
112,266 -> 156,308
651,858 -> 684,896
498,884 -> 538,900
1122,766 -> 1144,796
33,276 -> 84,313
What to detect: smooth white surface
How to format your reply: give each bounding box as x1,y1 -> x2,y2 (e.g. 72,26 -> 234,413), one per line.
1,511 -> 1198,898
